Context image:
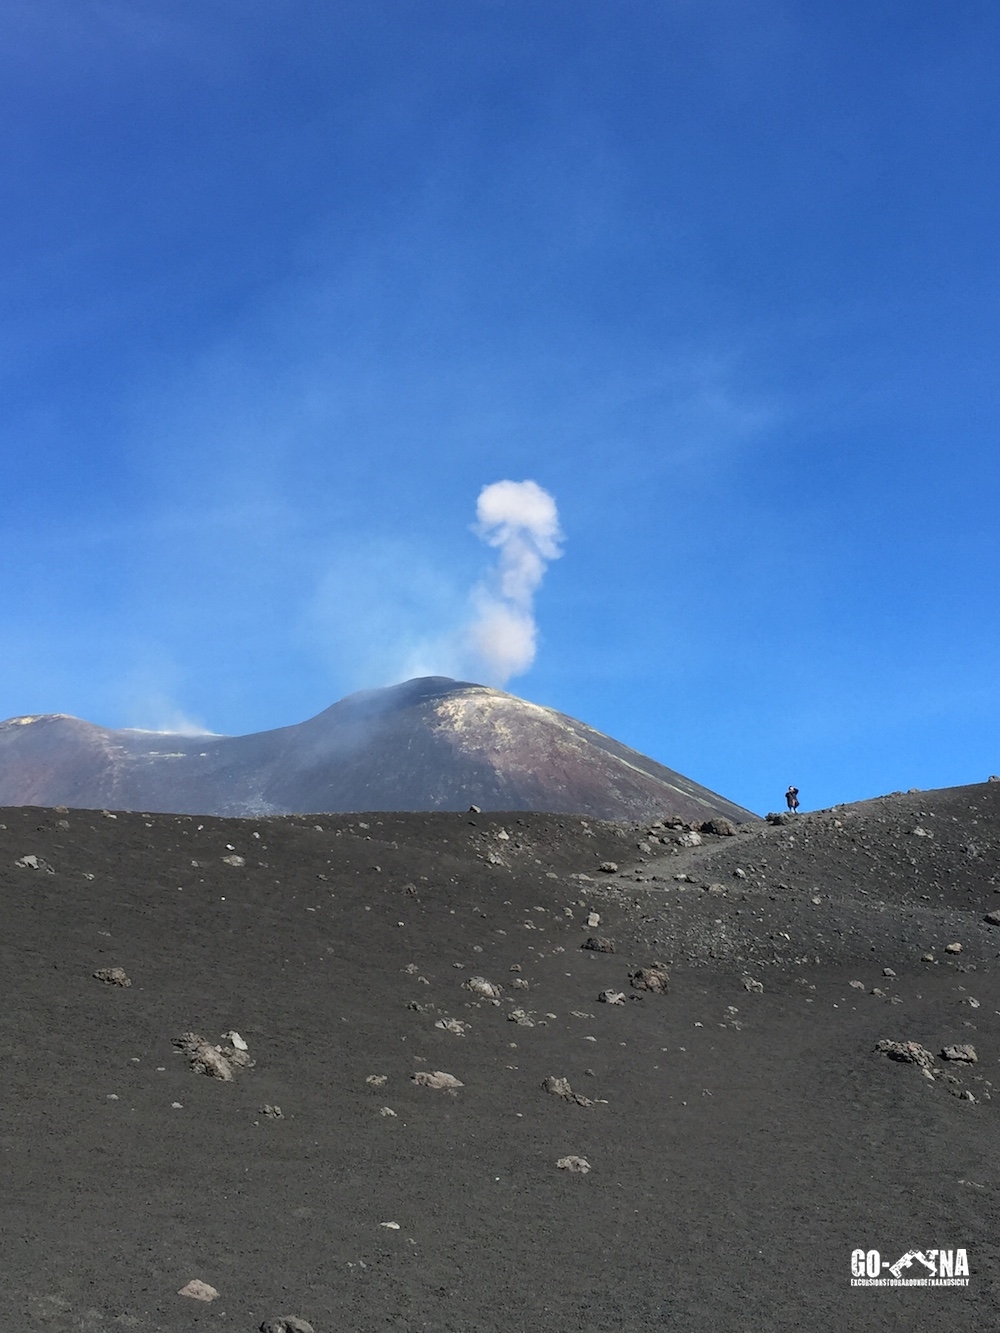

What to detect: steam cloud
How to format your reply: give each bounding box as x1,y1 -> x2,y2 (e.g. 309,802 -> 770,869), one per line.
467,480 -> 563,684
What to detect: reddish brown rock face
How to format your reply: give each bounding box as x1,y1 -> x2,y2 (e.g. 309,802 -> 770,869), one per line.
0,677 -> 756,822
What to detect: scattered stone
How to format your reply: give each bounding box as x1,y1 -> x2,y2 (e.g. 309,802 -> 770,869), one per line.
703,817 -> 737,836
542,1076 -> 593,1107
733,868 -> 747,879
941,1044 -> 978,1063
582,937 -> 615,953
512,977 -> 530,989
93,966 -> 131,987
508,1008 -> 535,1027
260,1104 -> 283,1118
883,968 -> 896,978
556,1155 -> 591,1173
945,942 -> 963,954
365,1074 -> 388,1087
223,1030 -> 248,1051
586,912 -> 601,928
173,1032 -> 252,1080
260,1319 -> 315,1333
221,854 -> 246,867
870,987 -> 886,998
705,883 -> 726,895
178,1279 -> 219,1302
412,1070 -> 463,1090
921,953 -> 935,962
598,990 -> 625,1005
598,862 -> 618,874
629,965 -> 669,994
874,1039 -> 935,1070
173,1035 -> 233,1081
14,854 -> 54,873
984,910 -> 1000,926
677,831 -> 703,848
379,1106 -> 396,1117
849,981 -> 865,990
910,826 -> 932,838
742,977 -> 764,994
810,896 -> 822,905
765,812 -> 788,825
464,976 -> 502,1002
469,805 -> 481,813
435,1018 -> 470,1035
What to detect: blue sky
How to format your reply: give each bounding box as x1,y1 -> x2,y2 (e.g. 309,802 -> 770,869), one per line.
3,0 -> 999,815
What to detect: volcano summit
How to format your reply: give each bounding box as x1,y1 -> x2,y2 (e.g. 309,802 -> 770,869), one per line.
0,676 -> 753,822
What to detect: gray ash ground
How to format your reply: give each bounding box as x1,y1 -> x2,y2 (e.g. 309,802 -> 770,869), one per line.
1,787 -> 998,1331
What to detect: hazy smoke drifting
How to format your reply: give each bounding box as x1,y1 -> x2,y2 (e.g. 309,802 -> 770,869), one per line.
467,480 -> 563,683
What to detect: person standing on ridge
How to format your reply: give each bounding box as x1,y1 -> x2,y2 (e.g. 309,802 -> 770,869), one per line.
785,785 -> 800,813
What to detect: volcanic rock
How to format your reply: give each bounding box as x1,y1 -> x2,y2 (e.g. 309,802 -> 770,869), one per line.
874,1039 -> 935,1069
556,1155 -> 591,1173
464,976 -> 502,1002
582,937 -> 615,953
93,966 -> 131,987
173,1032 -> 253,1080
411,1070 -> 464,1090
701,817 -> 737,836
629,965 -> 669,994
542,1076 -> 593,1107
941,1044 -> 978,1063
178,1279 -> 219,1301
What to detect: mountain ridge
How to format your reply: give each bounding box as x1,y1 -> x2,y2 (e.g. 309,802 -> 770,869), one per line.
0,676 -> 755,823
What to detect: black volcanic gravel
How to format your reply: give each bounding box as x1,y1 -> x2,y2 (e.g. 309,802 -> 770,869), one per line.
0,794 -> 997,1330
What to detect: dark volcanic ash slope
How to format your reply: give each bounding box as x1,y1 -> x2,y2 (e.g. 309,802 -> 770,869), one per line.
1,781 -> 997,1332
584,779 -> 1000,972
0,676 -> 755,823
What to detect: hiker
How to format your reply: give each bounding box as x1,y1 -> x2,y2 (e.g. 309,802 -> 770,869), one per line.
785,785 -> 800,813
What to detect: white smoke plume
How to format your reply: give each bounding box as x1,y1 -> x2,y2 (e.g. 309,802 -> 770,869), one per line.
467,480 -> 563,684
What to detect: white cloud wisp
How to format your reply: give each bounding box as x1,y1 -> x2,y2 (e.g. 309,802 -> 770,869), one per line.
466,479 -> 563,684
